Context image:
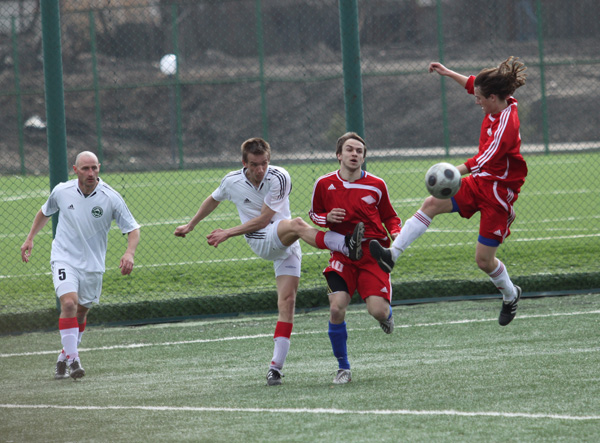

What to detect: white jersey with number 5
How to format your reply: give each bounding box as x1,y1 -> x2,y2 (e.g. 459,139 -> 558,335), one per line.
41,178 -> 140,273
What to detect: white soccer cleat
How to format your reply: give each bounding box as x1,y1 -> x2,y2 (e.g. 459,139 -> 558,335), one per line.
333,369 -> 352,384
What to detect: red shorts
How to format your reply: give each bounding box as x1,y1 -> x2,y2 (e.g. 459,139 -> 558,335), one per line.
453,175 -> 519,244
323,239 -> 392,302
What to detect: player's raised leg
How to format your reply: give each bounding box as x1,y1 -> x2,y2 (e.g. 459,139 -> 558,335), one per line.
278,218 -> 364,261
371,197 -> 452,273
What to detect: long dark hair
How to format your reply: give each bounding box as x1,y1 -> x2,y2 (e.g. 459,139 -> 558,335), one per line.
475,56 -> 527,99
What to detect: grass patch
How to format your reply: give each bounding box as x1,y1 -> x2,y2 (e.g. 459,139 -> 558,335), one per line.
1,293 -> 600,441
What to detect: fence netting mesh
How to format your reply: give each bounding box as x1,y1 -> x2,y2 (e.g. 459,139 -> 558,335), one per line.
1,0 -> 599,332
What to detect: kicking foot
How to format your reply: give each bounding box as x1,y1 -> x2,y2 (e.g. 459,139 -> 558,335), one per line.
369,240 -> 395,273
345,222 -> 365,261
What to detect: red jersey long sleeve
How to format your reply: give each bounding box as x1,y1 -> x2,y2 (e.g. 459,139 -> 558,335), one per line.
309,170 -> 401,240
464,75 -> 528,192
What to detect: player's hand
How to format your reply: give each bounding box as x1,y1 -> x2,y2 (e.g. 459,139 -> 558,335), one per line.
207,229 -> 228,247
428,62 -> 449,76
119,252 -> 135,275
326,208 -> 346,224
20,240 -> 33,263
174,224 -> 192,237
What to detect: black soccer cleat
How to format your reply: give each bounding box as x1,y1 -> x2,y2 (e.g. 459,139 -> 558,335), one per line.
69,359 -> 86,379
266,368 -> 283,386
498,285 -> 522,326
369,240 -> 395,273
345,222 -> 365,261
54,360 -> 70,380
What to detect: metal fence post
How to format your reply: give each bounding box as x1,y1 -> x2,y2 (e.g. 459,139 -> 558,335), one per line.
255,0 -> 269,141
535,0 -> 549,154
89,10 -> 104,165
435,0 -> 450,158
170,4 -> 184,170
11,16 -> 25,175
338,0 -> 365,146
41,0 -> 69,312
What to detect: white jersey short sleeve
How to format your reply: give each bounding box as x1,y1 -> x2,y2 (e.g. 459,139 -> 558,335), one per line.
210,165 -> 300,270
211,165 -> 292,225
42,178 -> 140,273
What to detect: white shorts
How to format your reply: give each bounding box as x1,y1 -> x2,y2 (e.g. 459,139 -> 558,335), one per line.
245,219 -> 302,278
51,262 -> 103,308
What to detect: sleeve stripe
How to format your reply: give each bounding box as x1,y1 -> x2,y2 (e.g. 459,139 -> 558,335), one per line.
475,105 -> 512,171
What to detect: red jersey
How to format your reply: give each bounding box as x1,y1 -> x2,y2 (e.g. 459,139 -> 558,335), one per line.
309,170 -> 401,240
464,75 -> 528,192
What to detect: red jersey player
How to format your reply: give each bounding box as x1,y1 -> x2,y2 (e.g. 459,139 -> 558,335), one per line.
370,56 -> 528,327
310,132 -> 402,384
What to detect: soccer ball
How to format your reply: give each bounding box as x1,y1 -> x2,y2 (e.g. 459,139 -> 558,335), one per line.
425,162 -> 461,199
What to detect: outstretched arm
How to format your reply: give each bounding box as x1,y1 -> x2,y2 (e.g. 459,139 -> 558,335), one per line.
429,62 -> 469,88
21,209 -> 51,263
174,195 -> 221,238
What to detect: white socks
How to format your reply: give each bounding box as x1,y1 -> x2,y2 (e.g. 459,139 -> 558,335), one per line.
488,260 -> 517,302
270,336 -> 290,371
324,231 -> 348,255
60,327 -> 79,362
390,210 -> 432,261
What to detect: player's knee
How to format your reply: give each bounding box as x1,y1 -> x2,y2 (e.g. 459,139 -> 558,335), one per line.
367,303 -> 388,322
329,303 -> 346,321
60,298 -> 78,315
475,254 -> 495,273
421,196 -> 446,216
290,217 -> 307,232
420,196 -> 437,215
278,291 -> 296,308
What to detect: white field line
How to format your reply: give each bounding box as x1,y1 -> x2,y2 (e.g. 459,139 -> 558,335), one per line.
0,403 -> 599,421
2,309 -> 599,359
2,309 -> 599,422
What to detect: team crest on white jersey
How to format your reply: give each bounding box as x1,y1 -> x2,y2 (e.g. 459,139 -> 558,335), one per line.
91,206 -> 103,218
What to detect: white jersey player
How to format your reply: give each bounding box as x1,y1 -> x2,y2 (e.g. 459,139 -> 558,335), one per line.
21,151 -> 140,380
174,137 -> 364,386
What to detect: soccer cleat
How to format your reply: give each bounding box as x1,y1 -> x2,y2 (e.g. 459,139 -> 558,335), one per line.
369,240 -> 395,273
69,359 -> 85,379
379,315 -> 394,334
345,222 -> 364,261
266,368 -> 283,386
498,285 -> 522,326
54,360 -> 70,380
333,369 -> 352,384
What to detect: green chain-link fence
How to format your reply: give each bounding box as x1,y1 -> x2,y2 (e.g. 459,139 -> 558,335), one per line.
2,0 -> 599,333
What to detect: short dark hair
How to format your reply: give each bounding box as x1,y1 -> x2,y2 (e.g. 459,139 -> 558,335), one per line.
474,56 -> 527,99
336,132 -> 367,158
241,137 -> 271,163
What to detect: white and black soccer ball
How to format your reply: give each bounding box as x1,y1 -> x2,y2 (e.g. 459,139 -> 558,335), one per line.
425,162 -> 461,199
